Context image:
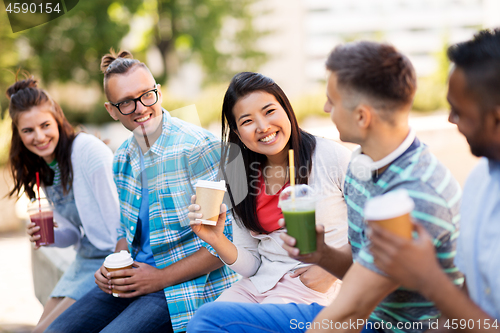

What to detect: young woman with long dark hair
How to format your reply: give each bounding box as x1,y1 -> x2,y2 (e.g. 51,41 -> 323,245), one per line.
189,72 -> 351,304
7,76 -> 120,332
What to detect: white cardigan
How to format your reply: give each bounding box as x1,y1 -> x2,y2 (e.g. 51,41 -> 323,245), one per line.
51,133 -> 120,252
226,137 -> 351,293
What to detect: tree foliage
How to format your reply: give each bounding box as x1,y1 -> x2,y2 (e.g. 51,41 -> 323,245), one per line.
0,0 -> 266,124
413,39 -> 451,112
152,0 -> 267,84
20,0 -> 143,85
0,6 -> 20,114
3,0 -> 265,87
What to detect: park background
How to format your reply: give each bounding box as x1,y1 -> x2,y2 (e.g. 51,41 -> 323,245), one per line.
1,0 -> 499,331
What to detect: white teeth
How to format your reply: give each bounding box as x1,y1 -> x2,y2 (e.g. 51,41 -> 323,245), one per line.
260,132 -> 277,142
36,142 -> 50,147
136,114 -> 150,122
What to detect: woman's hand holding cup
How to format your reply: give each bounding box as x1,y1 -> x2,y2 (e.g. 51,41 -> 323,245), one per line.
95,265 -> 112,294
27,220 -> 59,250
26,222 -> 41,249
279,218 -> 328,265
187,194 -> 203,223
189,195 -> 226,247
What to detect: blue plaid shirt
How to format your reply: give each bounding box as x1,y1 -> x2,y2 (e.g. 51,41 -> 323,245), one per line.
114,111 -> 238,332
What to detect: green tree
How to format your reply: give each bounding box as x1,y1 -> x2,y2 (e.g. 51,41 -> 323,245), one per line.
0,9 -> 17,164
143,0 -> 267,84
413,39 -> 451,112
1,0 -> 267,125
0,6 -> 20,116
13,0 -> 266,87
19,0 -> 143,85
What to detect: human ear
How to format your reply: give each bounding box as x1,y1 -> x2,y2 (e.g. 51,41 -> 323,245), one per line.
492,105 -> 500,133
354,104 -> 372,129
104,102 -> 119,121
157,84 -> 162,104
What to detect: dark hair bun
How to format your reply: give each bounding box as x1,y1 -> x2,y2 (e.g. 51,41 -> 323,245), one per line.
100,49 -> 134,73
6,77 -> 38,99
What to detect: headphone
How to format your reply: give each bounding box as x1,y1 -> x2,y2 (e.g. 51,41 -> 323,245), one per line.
349,128 -> 416,181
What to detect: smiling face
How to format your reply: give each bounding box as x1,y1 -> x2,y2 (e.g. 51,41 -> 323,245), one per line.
17,103 -> 60,163
105,66 -> 163,141
232,91 -> 291,158
447,67 -> 495,158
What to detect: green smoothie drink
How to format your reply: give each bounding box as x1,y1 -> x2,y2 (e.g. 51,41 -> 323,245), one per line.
279,184 -> 317,254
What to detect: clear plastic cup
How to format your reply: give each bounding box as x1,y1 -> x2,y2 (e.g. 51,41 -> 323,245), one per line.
27,198 -> 54,246
279,185 -> 317,254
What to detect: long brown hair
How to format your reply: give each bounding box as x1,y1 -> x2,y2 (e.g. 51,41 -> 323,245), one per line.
7,76 -> 76,200
221,72 -> 316,233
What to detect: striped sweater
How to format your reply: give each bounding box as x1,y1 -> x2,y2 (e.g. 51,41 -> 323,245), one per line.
346,138 -> 463,333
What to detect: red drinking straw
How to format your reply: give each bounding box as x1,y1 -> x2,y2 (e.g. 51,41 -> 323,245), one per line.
36,172 -> 41,216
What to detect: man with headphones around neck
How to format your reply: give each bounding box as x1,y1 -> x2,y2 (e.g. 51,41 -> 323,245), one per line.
186,42 -> 462,333
370,29 -> 500,331
283,41 -> 463,333
295,40 -> 463,333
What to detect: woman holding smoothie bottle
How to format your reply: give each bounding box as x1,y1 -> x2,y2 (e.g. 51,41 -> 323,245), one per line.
6,76 -> 120,332
188,72 -> 351,305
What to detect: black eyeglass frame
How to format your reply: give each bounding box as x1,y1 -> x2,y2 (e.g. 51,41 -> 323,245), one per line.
109,86 -> 159,115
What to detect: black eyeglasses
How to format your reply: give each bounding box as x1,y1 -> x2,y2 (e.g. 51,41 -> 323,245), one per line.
110,87 -> 159,115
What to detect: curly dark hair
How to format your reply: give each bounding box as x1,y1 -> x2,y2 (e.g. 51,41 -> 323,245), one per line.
447,28 -> 500,113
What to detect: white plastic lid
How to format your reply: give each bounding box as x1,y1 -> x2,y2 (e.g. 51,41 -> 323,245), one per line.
27,198 -> 52,213
194,180 -> 226,191
364,190 -> 415,221
278,184 -> 316,211
103,250 -> 134,269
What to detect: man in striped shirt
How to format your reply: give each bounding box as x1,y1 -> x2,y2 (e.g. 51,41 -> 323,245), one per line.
184,42 -> 463,333
302,41 -> 463,333
371,29 -> 500,331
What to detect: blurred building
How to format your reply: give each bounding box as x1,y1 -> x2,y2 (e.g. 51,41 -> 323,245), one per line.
257,0 -> 500,97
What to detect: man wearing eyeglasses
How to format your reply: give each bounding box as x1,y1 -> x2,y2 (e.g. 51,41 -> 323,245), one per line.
45,50 -> 238,333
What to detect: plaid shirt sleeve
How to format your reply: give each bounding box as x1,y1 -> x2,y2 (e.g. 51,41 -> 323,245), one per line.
113,151 -> 128,242
187,135 -> 235,256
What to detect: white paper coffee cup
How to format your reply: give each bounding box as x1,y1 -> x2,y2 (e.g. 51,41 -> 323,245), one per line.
364,190 -> 415,239
103,250 -> 134,297
194,180 -> 226,226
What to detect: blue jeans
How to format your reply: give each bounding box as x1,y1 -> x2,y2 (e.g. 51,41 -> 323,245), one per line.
46,286 -> 173,333
186,302 -> 383,333
187,301 -> 322,332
